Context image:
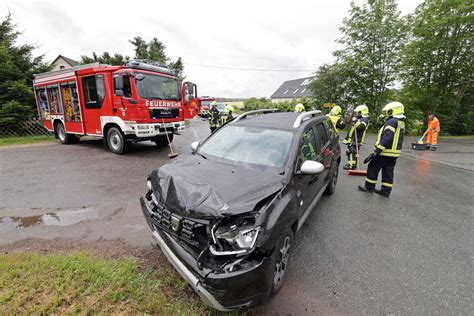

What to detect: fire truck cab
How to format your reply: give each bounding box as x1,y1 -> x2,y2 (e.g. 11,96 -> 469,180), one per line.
198,96 -> 215,117
33,60 -> 199,154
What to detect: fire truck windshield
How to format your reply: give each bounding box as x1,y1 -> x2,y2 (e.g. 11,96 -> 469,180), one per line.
135,73 -> 181,101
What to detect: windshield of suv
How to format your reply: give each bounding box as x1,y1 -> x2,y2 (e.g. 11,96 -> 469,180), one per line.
135,73 -> 180,100
198,125 -> 293,168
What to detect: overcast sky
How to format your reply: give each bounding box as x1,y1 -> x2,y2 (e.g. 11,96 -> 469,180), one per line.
2,0 -> 421,98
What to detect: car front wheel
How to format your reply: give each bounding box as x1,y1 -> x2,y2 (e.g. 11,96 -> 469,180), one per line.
324,162 -> 339,195
271,228 -> 293,295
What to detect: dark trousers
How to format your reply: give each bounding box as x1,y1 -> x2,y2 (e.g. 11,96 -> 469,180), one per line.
346,144 -> 360,167
210,126 -> 217,133
365,156 -> 397,193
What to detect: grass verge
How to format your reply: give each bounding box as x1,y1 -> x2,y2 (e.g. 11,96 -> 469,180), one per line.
0,135 -> 55,147
0,252 -> 210,315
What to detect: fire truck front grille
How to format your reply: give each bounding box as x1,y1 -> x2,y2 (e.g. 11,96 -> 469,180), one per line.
150,108 -> 180,119
148,203 -> 209,251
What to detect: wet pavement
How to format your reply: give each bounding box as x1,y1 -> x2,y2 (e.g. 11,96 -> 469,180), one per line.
0,117 -> 472,315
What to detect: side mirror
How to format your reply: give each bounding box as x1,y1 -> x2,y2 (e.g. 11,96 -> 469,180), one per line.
300,160 -> 325,175
190,141 -> 200,153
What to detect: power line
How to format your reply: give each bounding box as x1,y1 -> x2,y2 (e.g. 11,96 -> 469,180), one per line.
183,62 -> 316,72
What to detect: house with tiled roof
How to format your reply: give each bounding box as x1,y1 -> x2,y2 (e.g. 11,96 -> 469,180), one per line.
270,76 -> 314,103
50,55 -> 80,71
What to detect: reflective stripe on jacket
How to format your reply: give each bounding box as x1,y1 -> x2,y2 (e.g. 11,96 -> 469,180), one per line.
375,117 -> 405,157
208,109 -> 220,128
345,117 -> 369,144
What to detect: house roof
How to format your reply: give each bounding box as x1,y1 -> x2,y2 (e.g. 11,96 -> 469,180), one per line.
50,55 -> 80,67
270,76 -> 314,99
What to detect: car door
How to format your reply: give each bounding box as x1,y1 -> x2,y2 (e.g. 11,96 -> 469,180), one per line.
292,125 -> 321,221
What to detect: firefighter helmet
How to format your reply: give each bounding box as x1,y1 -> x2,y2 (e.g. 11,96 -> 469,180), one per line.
210,101 -> 217,107
330,105 -> 342,116
382,102 -> 404,117
294,103 -> 305,113
354,104 -> 369,117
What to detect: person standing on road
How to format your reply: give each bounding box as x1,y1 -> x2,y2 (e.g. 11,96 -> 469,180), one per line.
208,101 -> 220,133
294,103 -> 305,113
358,102 -> 406,197
425,113 -> 440,151
326,105 -> 346,133
342,105 -> 369,170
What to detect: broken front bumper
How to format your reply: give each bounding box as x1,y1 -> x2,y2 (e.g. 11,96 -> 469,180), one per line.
140,197 -> 274,311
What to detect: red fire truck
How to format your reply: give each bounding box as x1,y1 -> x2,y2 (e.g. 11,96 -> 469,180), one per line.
33,60 -> 199,154
197,96 -> 215,117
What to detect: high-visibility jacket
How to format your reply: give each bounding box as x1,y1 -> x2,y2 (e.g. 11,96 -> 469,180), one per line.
344,117 -> 369,145
427,117 -> 440,134
374,117 -> 405,157
326,114 -> 345,133
208,109 -> 220,128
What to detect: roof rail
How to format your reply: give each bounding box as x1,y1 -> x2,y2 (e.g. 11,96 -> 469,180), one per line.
233,109 -> 280,122
293,110 -> 322,128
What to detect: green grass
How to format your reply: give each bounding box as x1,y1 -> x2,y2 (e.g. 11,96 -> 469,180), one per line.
0,252 -> 210,315
0,135 -> 55,146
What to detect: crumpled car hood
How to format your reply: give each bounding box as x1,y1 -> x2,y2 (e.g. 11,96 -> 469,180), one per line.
149,155 -> 285,218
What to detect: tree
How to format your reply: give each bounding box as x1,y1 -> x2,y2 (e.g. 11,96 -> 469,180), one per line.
309,63 -> 352,108
334,0 -> 409,119
0,13 -> 50,128
401,0 -> 473,135
80,51 -> 129,65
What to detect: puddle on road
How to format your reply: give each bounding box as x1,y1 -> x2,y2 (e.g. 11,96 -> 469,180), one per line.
0,208 -> 98,233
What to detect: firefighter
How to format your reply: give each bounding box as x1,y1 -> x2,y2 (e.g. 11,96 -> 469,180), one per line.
294,103 -> 305,113
358,101 -> 406,197
221,104 -> 235,124
208,101 -> 220,133
326,105 -> 345,133
342,105 -> 369,170
425,113 -> 440,151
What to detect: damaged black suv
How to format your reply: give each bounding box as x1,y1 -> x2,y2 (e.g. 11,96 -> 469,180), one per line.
140,109 -> 341,311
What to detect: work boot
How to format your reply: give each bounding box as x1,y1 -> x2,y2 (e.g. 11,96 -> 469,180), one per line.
358,185 -> 374,193
374,189 -> 390,197
430,146 -> 437,151
343,164 -> 351,170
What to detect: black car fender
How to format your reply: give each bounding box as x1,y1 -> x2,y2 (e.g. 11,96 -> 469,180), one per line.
254,185 -> 298,254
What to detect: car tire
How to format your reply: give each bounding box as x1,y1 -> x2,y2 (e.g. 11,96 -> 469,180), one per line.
56,122 -> 78,144
153,133 -> 173,147
324,162 -> 339,195
271,228 -> 293,295
107,127 -> 127,154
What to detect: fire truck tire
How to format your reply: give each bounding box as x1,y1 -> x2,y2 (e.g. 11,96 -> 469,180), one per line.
153,134 -> 174,147
107,127 -> 127,154
56,122 -> 77,145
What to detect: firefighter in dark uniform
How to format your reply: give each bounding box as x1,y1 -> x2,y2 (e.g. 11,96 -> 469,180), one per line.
342,105 -> 369,170
208,101 -> 220,133
358,102 -> 406,197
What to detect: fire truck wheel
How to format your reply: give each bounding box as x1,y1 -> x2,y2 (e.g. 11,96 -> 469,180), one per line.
107,127 -> 127,154
153,133 -> 174,147
56,122 -> 77,144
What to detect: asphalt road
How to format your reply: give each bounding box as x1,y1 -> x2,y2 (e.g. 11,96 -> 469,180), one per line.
1,117 -> 472,315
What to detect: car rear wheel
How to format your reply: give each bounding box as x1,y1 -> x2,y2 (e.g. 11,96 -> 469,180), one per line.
324,162 -> 339,195
271,228 -> 293,295
153,133 -> 173,147
107,127 -> 127,154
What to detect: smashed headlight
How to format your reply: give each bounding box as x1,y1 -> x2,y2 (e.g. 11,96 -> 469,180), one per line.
210,219 -> 260,256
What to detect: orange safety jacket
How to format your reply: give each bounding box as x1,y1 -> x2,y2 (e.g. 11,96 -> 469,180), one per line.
427,117 -> 440,134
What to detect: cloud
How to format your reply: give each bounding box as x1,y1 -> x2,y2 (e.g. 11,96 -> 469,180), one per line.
1,0 -> 421,98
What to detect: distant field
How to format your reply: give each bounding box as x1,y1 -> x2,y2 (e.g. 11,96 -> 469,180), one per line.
225,101 -> 244,109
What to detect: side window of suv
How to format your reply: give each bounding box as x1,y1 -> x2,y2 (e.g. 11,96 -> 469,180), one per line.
323,118 -> 335,139
298,127 -> 317,168
315,124 -> 329,151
